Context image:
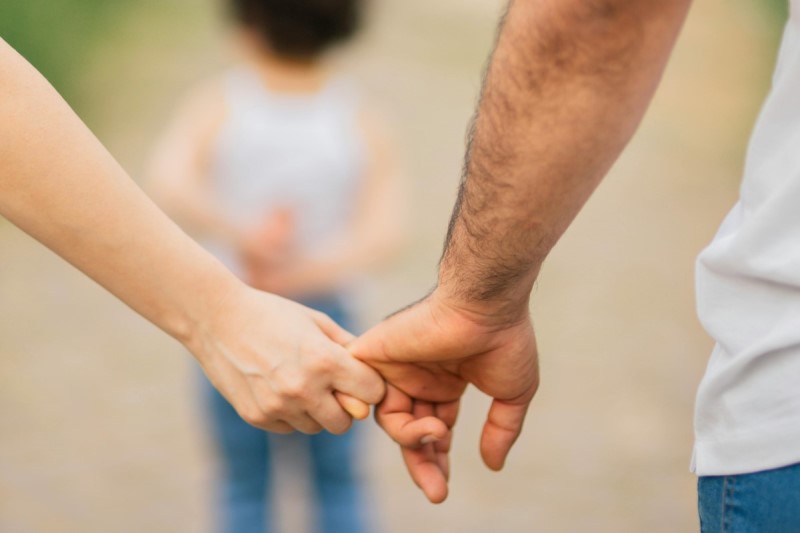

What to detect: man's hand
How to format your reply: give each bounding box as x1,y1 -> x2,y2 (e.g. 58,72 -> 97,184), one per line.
349,289 -> 539,502
349,0 -> 690,504
186,281 -> 386,434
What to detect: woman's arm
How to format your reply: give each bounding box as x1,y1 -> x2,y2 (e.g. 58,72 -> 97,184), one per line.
0,38 -> 383,433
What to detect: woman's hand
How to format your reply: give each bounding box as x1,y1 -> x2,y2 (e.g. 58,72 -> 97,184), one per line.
186,281 -> 386,434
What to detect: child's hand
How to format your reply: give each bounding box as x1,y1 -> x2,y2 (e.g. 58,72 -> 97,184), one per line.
240,208 -> 295,261
245,258 -> 340,298
238,208 -> 296,285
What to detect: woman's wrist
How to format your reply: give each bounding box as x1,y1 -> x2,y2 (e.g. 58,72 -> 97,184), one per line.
164,257 -> 245,350
434,265 -> 538,329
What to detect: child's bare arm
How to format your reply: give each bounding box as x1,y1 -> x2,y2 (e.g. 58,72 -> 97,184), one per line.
350,107 -> 409,268
143,80 -> 243,244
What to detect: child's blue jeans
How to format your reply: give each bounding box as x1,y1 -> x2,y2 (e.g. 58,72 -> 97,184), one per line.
698,462 -> 800,533
200,296 -> 368,533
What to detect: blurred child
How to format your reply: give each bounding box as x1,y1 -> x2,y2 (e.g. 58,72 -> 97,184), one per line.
145,1 -> 405,531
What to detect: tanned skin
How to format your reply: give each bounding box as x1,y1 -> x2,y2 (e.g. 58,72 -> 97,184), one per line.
350,0 -> 693,503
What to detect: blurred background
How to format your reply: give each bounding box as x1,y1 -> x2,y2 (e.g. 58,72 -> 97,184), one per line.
0,0 -> 791,531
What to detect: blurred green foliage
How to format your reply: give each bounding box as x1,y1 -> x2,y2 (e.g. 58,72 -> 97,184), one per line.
764,0 -> 790,22
0,0 -> 132,106
0,0 -> 792,112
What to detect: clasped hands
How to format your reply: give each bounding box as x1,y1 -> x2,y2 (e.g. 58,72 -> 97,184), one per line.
348,291 -> 540,503
189,280 -> 539,504
189,214 -> 540,503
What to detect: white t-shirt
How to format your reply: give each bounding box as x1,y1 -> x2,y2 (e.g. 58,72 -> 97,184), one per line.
693,1 -> 800,476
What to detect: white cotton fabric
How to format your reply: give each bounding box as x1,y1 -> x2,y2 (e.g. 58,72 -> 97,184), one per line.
692,1 -> 800,475
204,67 -> 365,279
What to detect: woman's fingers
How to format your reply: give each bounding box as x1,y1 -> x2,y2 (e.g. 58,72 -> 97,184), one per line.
330,346 -> 387,406
309,308 -> 357,346
302,306 -> 382,423
334,391 -> 371,421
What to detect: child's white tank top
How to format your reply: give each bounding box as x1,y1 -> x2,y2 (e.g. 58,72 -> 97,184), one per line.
206,66 -> 365,278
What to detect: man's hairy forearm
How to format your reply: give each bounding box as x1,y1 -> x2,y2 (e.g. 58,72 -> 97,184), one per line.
439,0 -> 691,315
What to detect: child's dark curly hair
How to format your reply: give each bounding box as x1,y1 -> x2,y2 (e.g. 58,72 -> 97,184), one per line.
231,0 -> 363,59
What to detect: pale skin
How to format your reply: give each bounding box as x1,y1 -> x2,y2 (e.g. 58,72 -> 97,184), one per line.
143,33 -> 414,417
0,37 -> 386,435
350,0 -> 694,503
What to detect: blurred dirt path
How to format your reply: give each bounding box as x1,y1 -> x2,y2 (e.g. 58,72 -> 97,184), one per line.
0,1 -> 782,532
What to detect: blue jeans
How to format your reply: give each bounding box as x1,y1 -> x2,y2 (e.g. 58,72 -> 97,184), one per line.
698,462 -> 800,533
200,296 -> 368,533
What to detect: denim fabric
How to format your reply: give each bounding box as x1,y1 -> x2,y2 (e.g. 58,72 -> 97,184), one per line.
698,462 -> 800,533
200,295 -> 368,533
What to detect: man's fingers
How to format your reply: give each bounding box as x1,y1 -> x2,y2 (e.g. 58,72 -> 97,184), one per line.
380,414 -> 450,447
434,400 -> 460,430
376,385 -> 449,447
401,444 -> 449,504
364,359 -> 467,403
479,398 -> 532,471
348,298 -> 459,365
375,385 -> 454,502
347,309 -> 413,364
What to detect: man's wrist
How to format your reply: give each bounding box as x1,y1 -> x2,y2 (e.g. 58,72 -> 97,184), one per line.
432,268 -> 536,329
437,201 -> 544,319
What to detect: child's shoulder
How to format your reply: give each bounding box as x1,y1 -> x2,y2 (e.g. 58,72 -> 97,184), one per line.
182,73 -> 230,107
166,74 -> 230,134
